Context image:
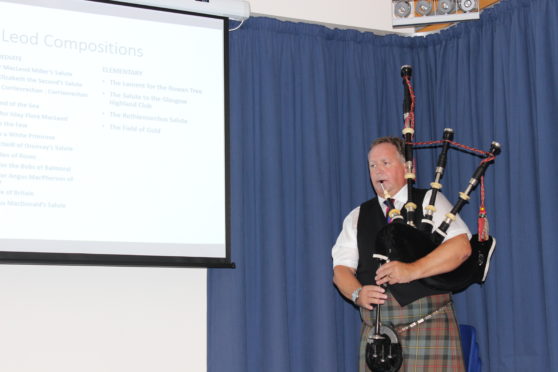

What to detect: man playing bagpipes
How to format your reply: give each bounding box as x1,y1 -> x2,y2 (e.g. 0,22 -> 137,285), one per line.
331,66 -> 499,372
332,136 -> 471,372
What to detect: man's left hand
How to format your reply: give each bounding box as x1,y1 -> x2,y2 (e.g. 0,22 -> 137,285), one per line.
375,261 -> 417,285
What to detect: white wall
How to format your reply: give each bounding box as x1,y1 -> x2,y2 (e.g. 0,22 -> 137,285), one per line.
0,265 -> 206,372
246,0 -> 414,34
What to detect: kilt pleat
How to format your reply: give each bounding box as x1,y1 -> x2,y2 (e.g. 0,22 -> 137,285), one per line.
358,292 -> 465,372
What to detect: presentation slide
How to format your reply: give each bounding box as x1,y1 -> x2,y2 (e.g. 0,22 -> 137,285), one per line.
0,0 -> 228,261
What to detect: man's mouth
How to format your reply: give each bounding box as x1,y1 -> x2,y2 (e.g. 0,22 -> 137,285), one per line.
378,181 -> 390,198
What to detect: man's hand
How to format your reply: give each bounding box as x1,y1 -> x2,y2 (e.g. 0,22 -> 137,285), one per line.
333,265 -> 388,310
356,285 -> 388,310
375,261 -> 417,286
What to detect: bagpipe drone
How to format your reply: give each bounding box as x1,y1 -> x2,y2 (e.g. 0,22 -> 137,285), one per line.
365,65 -> 500,372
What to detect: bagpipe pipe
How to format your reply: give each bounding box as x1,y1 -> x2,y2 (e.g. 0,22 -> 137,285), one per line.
376,65 -> 500,295
366,65 -> 500,372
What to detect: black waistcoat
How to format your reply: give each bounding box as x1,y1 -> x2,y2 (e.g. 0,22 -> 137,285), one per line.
356,188 -> 448,306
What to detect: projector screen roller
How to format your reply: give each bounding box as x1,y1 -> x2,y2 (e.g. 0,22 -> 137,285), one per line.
0,0 -> 231,267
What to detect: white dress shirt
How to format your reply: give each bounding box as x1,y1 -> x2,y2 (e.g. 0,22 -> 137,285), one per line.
331,185 -> 471,269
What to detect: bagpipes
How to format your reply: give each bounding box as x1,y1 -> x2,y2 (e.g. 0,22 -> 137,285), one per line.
366,65 -> 500,372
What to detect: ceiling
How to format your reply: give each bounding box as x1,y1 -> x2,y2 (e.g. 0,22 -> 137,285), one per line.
246,0 -> 502,36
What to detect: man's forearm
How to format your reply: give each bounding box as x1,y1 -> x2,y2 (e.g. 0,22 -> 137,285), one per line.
411,233 -> 472,279
333,265 -> 361,300
375,233 -> 472,285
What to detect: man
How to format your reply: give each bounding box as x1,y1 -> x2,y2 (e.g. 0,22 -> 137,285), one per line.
332,137 -> 471,371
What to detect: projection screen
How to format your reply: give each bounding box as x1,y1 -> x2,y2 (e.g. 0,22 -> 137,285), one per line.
0,0 -> 232,267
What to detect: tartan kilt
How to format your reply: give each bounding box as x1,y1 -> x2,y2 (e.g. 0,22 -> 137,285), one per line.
358,292 -> 465,372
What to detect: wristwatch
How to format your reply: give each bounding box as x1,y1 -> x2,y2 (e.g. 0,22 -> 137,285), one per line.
351,287 -> 362,305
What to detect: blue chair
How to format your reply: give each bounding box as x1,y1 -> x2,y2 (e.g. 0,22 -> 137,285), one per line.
459,324 -> 482,372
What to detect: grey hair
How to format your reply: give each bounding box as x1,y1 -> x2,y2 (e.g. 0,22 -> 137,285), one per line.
369,136 -> 405,161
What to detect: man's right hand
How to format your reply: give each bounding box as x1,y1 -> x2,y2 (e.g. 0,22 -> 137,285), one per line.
356,285 -> 388,310
333,265 -> 388,310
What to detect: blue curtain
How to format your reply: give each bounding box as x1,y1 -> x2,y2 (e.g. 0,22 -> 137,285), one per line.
208,0 -> 558,370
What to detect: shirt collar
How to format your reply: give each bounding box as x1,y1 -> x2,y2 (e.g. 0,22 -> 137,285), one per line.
377,184 -> 408,208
